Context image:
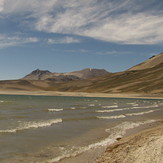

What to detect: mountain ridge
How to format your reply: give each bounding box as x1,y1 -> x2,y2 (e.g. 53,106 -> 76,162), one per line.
22,68 -> 109,81
0,52 -> 163,94
128,52 -> 163,71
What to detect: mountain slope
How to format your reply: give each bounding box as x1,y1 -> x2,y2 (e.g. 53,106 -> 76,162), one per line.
38,62 -> 162,94
23,69 -> 52,80
64,68 -> 109,79
128,52 -> 163,71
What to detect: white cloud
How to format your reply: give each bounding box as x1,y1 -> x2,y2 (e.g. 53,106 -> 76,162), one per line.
48,37 -> 81,44
0,0 -> 4,12
0,35 -> 39,48
1,0 -> 163,45
83,13 -> 163,44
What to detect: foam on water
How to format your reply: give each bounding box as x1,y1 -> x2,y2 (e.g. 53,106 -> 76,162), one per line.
89,104 -> 95,106
102,105 -> 118,109
96,108 -> 128,113
0,100 -> 14,103
105,119 -> 157,137
0,119 -> 62,133
96,108 -> 160,119
70,107 -> 76,110
127,102 -> 136,105
48,109 -> 63,112
48,119 -> 157,163
126,109 -> 160,116
97,115 -> 126,119
96,104 -> 159,113
132,105 -> 158,109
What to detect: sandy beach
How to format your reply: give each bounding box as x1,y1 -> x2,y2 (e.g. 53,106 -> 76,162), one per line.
94,123 -> 163,163
0,90 -> 163,100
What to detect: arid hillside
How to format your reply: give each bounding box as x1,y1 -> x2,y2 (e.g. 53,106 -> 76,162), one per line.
0,53 -> 163,94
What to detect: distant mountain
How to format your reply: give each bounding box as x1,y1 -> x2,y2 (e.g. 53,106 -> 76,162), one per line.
64,68 -> 109,79
128,52 -> 163,71
23,69 -> 52,80
22,68 -> 109,81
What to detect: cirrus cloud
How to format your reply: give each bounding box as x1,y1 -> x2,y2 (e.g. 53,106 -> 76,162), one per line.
47,37 -> 81,44
0,34 -> 39,48
0,0 -> 163,45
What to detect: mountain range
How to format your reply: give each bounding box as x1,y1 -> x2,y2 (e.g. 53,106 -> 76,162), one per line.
22,68 -> 109,81
0,52 -> 163,94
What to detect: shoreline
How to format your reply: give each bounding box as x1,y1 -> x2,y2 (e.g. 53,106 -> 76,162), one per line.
0,90 -> 163,100
94,122 -> 163,163
57,121 -> 162,163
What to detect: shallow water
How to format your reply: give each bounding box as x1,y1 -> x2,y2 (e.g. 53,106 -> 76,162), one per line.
0,95 -> 162,162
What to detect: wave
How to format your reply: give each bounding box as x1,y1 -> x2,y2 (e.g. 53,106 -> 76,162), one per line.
89,104 -> 95,106
102,105 -> 118,109
70,107 -> 76,110
126,109 -> 160,116
97,109 -> 159,118
96,104 -> 159,114
48,109 -> 63,112
0,119 -> 62,133
96,108 -> 128,113
105,119 -> 157,137
0,100 -> 14,103
97,115 -> 126,119
70,106 -> 88,110
48,120 -> 157,163
127,102 -> 136,105
132,105 -> 158,109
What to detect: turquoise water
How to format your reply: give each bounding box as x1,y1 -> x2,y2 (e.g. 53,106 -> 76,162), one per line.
0,95 -> 162,162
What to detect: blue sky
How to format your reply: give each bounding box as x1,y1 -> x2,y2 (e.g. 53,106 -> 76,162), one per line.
0,0 -> 163,80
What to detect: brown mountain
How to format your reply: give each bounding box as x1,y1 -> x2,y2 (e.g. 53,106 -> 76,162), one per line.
0,52 -> 163,94
22,68 -> 109,81
128,52 -> 163,71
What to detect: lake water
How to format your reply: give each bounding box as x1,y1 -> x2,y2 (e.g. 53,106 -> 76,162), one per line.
0,95 -> 162,162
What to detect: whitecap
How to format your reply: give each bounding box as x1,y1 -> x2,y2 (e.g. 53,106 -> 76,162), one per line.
70,107 -> 76,110
102,105 -> 118,109
0,119 -> 62,133
97,115 -> 126,119
48,109 -> 63,112
89,104 -> 95,106
132,105 -> 158,109
105,120 -> 157,136
96,108 -> 128,113
127,103 -> 135,105
126,109 -> 160,116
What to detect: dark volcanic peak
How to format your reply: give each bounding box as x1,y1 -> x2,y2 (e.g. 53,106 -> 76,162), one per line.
23,69 -> 53,80
31,69 -> 51,75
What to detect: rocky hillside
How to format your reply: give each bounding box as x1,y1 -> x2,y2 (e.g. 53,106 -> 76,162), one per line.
22,68 -> 109,81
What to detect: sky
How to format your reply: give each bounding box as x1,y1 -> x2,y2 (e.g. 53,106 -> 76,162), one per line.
0,0 -> 163,80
